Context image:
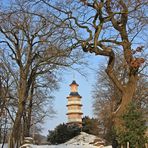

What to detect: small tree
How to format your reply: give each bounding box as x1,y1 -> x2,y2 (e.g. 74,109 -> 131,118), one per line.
47,123 -> 81,144
117,102 -> 147,148
47,117 -> 102,144
82,116 -> 100,136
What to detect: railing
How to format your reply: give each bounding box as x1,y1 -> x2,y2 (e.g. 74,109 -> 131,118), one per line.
67,101 -> 82,105
68,118 -> 82,122
67,109 -> 83,114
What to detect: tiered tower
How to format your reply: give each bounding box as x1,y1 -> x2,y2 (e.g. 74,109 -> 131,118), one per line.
66,80 -> 83,127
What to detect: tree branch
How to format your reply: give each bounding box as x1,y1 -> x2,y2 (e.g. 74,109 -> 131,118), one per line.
82,43 -> 124,92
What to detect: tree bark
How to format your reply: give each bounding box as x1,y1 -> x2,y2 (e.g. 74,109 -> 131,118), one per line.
24,80 -> 35,138
9,74 -> 28,148
9,110 -> 23,148
114,76 -> 138,128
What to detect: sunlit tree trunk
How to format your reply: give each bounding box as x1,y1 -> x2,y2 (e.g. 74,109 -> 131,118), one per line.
114,77 -> 138,127
24,81 -> 35,138
9,73 -> 28,148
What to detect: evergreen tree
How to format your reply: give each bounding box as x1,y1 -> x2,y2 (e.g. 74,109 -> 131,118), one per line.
47,116 -> 100,144
47,123 -> 81,144
117,102 -> 147,148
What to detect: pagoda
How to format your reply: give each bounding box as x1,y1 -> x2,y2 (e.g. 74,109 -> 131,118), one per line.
66,80 -> 83,127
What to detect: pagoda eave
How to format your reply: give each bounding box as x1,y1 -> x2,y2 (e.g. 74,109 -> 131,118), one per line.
66,104 -> 82,107
66,112 -> 83,115
67,96 -> 82,99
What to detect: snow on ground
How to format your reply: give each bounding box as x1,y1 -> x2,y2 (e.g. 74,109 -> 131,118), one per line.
19,132 -> 112,148
20,144 -> 112,148
0,144 -> 112,148
65,132 -> 104,145
0,132 -> 112,148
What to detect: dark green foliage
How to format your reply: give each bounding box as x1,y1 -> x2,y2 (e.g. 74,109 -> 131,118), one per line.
47,123 -> 81,144
82,116 -> 100,136
117,102 -> 147,148
47,116 -> 101,144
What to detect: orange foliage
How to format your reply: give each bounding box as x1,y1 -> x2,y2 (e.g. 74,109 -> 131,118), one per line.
130,58 -> 145,68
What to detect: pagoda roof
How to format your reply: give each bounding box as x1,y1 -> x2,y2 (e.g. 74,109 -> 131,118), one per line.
70,80 -> 79,86
69,92 -> 81,97
67,92 -> 82,98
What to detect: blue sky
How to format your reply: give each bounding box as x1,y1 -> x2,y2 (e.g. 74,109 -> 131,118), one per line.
42,54 -> 106,136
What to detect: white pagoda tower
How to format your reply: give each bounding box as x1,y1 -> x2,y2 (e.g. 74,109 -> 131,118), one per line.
66,80 -> 83,127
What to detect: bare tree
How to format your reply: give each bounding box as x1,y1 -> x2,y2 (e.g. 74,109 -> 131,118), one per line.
0,55 -> 14,147
92,53 -> 148,144
38,0 -> 148,128
0,1 -> 84,147
22,74 -> 57,139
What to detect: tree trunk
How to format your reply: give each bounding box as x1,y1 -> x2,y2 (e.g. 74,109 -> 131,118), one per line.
9,110 -> 23,148
26,104 -> 32,137
23,113 -> 31,138
9,76 -> 27,148
24,81 -> 34,138
114,76 -> 137,128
